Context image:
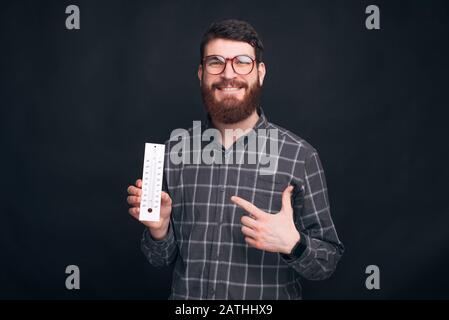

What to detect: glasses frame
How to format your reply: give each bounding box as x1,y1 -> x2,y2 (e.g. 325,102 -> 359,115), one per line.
202,54 -> 257,75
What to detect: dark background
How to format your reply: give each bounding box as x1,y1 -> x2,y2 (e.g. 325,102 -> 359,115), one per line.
1,0 -> 448,299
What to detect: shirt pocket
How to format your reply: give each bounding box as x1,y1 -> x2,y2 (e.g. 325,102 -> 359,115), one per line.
246,173 -> 291,214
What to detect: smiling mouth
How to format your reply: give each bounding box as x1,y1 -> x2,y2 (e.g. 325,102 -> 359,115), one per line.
216,86 -> 243,92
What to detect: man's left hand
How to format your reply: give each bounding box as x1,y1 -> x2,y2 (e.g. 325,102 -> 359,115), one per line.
230,185 -> 300,255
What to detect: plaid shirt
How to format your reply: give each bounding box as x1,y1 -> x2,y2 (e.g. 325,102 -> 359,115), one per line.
141,106 -> 344,300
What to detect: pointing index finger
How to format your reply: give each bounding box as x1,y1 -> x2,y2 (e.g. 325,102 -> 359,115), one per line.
230,195 -> 264,219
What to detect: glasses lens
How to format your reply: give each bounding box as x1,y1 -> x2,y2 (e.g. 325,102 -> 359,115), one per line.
233,55 -> 254,75
205,56 -> 225,75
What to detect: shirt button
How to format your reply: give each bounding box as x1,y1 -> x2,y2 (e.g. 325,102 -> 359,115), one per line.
219,186 -> 225,192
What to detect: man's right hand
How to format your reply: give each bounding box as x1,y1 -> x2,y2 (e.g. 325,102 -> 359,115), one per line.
127,179 -> 172,240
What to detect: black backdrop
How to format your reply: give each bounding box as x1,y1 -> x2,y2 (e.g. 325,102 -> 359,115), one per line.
1,0 -> 448,299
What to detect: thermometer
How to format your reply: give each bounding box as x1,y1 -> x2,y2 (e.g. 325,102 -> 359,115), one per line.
139,143 -> 165,221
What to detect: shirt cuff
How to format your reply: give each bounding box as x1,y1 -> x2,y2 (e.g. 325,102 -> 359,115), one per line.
142,222 -> 174,249
280,231 -> 308,262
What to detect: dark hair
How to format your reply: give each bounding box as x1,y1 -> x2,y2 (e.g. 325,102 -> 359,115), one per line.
200,19 -> 264,64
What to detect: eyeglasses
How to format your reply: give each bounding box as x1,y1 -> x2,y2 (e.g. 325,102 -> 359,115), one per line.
202,55 -> 256,75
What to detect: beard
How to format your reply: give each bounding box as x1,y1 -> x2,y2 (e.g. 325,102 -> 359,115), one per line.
201,78 -> 262,124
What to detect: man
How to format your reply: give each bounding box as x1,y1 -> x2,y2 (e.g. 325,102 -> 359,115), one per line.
126,19 -> 344,299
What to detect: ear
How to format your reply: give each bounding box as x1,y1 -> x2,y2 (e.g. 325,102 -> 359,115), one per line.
198,64 -> 203,86
257,62 -> 266,86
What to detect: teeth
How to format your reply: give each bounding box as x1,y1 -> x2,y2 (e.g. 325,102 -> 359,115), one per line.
220,87 -> 240,91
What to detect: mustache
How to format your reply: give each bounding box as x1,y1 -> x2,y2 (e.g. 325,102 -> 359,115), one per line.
211,79 -> 248,89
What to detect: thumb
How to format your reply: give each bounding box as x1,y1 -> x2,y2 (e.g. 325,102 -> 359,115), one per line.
281,185 -> 294,214
161,191 -> 172,206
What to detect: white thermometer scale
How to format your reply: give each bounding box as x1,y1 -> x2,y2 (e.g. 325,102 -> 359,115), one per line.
139,143 -> 165,221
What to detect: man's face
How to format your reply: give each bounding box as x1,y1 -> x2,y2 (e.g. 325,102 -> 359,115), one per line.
198,38 -> 266,124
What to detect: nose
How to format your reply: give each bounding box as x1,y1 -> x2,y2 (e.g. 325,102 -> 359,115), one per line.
221,59 -> 237,80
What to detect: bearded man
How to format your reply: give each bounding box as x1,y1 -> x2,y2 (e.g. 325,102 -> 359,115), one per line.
126,19 -> 344,300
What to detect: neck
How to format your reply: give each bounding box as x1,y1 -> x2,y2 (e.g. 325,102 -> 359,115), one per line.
211,108 -> 260,149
